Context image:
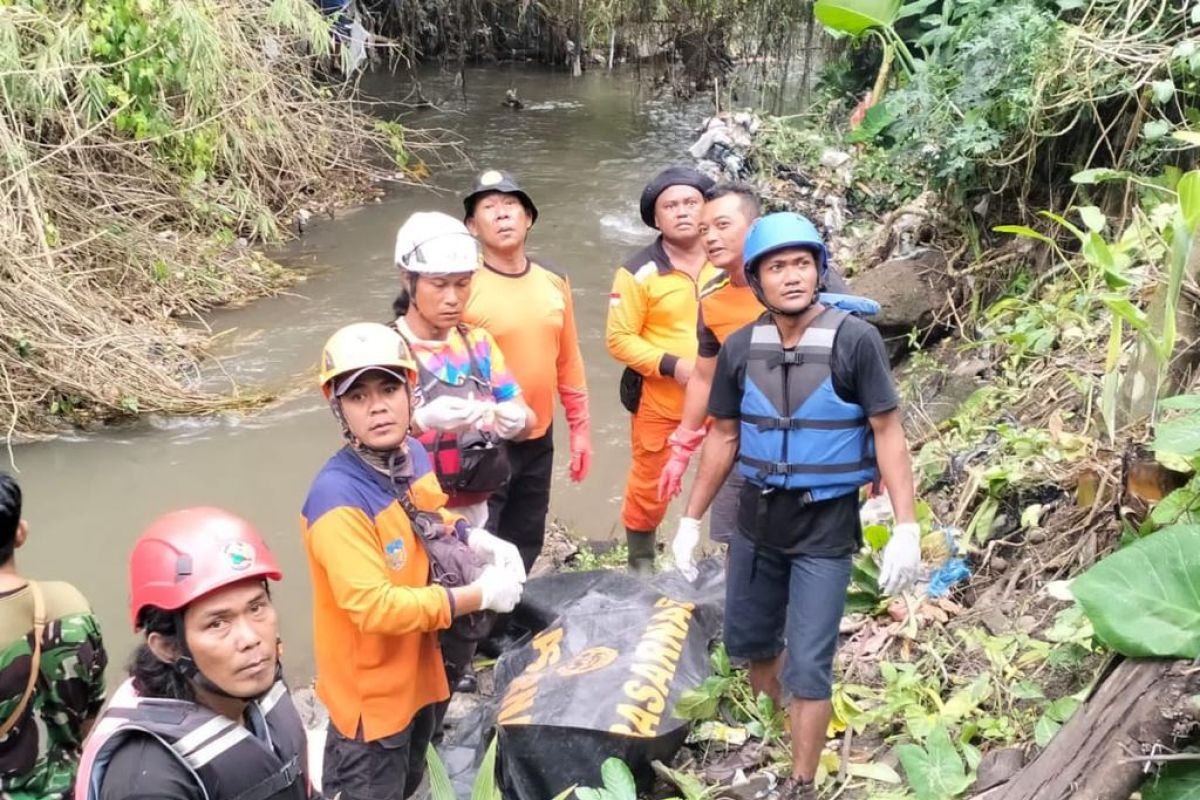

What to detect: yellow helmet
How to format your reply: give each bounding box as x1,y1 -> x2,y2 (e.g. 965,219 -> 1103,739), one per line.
318,322 -> 418,400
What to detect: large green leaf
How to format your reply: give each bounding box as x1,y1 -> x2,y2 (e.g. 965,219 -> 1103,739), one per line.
1160,394 -> 1200,411
1102,295 -> 1155,341
1144,762 -> 1200,799
814,0 -> 901,35
471,735 -> 502,800
1071,167 -> 1129,185
993,224 -> 1055,246
1178,170 -> 1200,233
846,762 -> 903,783
426,745 -> 456,800
1154,414 -> 1200,458
896,724 -> 972,800
600,758 -> 638,800
847,101 -> 896,143
1072,524 -> 1200,657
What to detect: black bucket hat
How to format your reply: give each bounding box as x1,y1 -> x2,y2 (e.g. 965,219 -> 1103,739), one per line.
639,166 -> 714,228
462,170 -> 539,223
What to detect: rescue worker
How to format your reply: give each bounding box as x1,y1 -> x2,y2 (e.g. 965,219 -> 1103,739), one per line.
606,165 -> 716,574
657,183 -> 763,558
302,322 -> 524,800
462,170 -> 592,571
75,507 -> 312,800
660,185 -> 852,559
0,473 -> 106,800
391,210 -> 537,529
391,210 -> 536,694
670,213 -> 921,800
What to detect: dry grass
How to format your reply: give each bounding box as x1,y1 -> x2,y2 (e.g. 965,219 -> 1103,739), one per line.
0,0 -> 450,440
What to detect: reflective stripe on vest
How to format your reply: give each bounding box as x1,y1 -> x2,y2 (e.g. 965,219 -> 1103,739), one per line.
75,678 -> 309,800
737,308 -> 878,499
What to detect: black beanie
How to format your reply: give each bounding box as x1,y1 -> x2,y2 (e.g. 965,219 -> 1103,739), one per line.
639,166 -> 715,228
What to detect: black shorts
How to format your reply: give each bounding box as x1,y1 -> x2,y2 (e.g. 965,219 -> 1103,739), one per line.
321,705 -> 437,800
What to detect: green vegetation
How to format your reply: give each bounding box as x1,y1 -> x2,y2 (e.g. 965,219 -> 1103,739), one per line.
0,0 -> 430,437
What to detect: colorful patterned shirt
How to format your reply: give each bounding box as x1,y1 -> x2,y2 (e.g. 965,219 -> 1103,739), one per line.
0,581 -> 107,800
395,320 -> 520,404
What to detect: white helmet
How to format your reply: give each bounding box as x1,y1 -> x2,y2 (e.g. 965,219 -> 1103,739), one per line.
394,211 -> 480,275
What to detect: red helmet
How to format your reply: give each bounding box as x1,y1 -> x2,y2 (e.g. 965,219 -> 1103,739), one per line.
129,507 -> 283,631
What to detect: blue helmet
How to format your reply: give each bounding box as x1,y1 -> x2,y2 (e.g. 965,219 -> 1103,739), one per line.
742,212 -> 828,315
743,212 -> 828,275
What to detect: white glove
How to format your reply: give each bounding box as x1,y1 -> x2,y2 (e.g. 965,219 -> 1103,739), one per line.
879,522 -> 921,596
672,517 -> 702,582
493,401 -> 528,440
467,527 -> 526,583
412,396 -> 486,433
475,564 -> 523,613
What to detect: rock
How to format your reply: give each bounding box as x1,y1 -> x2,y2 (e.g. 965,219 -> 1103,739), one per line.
529,523 -> 579,578
991,556 -> 1010,572
714,773 -> 773,800
819,149 -> 851,169
981,606 -> 1014,636
970,747 -> 1026,792
442,692 -> 482,729
849,249 -> 950,338
953,357 -> 990,377
292,686 -> 329,730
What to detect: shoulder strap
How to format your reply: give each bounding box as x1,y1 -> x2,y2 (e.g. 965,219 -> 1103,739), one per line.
0,581 -> 46,739
456,324 -> 494,394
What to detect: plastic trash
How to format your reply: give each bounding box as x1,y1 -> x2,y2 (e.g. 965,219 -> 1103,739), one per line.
927,527 -> 970,598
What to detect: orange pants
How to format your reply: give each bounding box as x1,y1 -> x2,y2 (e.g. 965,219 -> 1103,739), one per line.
620,407 -> 678,531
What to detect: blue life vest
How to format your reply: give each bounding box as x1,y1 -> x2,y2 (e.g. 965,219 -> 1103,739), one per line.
737,307 -> 879,500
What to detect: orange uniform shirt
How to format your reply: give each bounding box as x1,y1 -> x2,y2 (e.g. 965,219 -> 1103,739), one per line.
300,443 -> 455,741
605,238 -> 719,420
696,271 -> 764,357
465,261 -> 587,440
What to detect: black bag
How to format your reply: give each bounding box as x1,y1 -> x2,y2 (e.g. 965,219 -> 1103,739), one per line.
619,367 -> 643,414
432,428 -> 511,495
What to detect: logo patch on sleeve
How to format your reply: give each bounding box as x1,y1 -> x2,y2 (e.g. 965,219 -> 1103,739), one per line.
384,539 -> 408,570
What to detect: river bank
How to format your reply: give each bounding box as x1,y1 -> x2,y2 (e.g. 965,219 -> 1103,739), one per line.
11,64 -> 717,686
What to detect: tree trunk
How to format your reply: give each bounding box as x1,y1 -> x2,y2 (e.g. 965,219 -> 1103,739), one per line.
972,658 -> 1200,800
572,0 -> 583,76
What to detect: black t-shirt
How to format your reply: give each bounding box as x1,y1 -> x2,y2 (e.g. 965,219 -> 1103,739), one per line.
99,736 -> 206,800
709,310 -> 899,555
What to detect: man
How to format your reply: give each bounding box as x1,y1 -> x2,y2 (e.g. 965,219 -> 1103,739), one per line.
657,183 -> 763,558
76,507 -> 310,800
661,185 -> 853,561
605,165 -> 716,574
463,170 -> 592,571
302,322 -> 524,800
671,213 -> 921,799
0,473 -> 106,800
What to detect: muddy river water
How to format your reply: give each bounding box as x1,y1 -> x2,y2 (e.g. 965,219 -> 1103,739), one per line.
10,65 -> 712,682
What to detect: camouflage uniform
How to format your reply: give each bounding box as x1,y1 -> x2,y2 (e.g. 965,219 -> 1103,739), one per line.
0,581 -> 107,800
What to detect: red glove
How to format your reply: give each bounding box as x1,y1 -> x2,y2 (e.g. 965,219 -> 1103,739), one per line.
561,388 -> 592,483
657,426 -> 706,501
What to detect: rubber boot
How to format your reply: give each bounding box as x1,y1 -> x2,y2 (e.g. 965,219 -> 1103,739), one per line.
626,528 -> 656,577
